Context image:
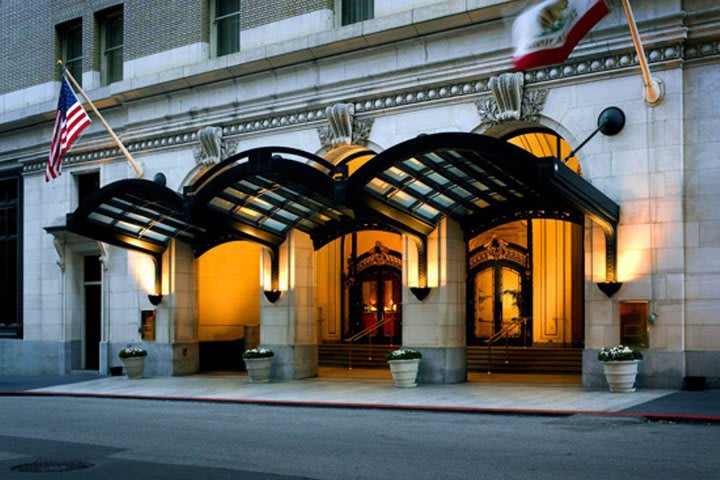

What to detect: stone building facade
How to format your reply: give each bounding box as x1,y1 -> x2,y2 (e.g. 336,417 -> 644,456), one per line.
0,0 -> 718,389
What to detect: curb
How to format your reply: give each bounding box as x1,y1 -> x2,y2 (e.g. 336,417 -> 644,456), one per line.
2,390 -> 719,423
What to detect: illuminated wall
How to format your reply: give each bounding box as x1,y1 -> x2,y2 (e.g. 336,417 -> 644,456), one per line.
532,219 -> 583,344
197,242 -> 261,342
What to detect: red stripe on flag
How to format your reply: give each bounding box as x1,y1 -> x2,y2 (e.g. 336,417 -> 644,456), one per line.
514,1 -> 609,71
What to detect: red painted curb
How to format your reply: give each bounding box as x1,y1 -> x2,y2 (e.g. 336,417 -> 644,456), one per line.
2,390 -> 719,422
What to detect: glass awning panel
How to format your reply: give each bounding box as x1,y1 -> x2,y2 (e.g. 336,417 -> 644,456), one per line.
67,179 -> 201,257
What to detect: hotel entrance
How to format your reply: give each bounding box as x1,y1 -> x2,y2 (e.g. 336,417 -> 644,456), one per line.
66,131 -> 619,382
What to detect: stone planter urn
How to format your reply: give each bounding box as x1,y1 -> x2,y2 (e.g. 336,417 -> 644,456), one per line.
121,356 -> 146,380
387,359 -> 421,388
601,360 -> 640,392
243,351 -> 273,383
244,357 -> 272,383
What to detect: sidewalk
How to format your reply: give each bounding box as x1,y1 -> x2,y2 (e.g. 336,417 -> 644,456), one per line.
4,368 -> 717,421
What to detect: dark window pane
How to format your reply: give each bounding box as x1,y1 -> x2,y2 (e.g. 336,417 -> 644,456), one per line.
84,255 -> 101,283
106,15 -> 123,48
66,59 -> 83,86
107,47 -> 123,83
0,175 -> 20,333
215,0 -> 240,18
216,15 -> 240,56
66,25 -> 82,58
342,0 -> 373,25
78,172 -> 100,205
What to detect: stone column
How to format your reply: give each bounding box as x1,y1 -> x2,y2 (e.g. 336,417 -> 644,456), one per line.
260,230 -> 318,380
147,239 -> 199,376
402,218 -> 466,383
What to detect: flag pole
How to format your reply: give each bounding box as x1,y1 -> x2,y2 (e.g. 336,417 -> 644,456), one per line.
57,60 -> 143,178
620,0 -> 664,107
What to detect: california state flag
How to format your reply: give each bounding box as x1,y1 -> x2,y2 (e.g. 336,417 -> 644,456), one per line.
513,0 -> 609,71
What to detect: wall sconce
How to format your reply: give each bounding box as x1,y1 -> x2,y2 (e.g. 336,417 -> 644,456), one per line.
263,290 -> 282,303
410,287 -> 431,301
147,294 -> 163,306
597,282 -> 623,298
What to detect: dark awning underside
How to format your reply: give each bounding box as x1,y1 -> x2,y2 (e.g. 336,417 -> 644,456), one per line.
66,133 -> 619,261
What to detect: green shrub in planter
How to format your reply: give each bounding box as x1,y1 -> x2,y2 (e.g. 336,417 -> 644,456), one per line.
242,348 -> 274,359
385,349 -> 422,361
598,345 -> 643,362
118,346 -> 147,359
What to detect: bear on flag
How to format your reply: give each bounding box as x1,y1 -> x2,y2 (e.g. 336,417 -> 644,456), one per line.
513,0 -> 609,71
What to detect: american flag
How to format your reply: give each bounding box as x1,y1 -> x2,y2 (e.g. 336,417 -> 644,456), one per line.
46,77 -> 91,182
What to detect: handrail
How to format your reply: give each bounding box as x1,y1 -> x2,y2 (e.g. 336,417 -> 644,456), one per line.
345,315 -> 396,344
344,315 -> 398,370
486,317 -> 526,345
485,317 -> 530,374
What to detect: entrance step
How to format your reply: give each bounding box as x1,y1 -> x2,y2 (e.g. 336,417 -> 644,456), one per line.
467,346 -> 582,374
319,344 -> 397,370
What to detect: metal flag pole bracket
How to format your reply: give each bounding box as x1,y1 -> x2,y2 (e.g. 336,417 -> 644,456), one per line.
621,0 -> 664,107
57,60 -> 144,178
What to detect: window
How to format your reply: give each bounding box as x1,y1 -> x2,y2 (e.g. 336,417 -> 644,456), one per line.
620,301 -> 650,348
59,20 -> 83,86
212,0 -> 240,57
99,7 -> 123,85
0,173 -> 21,338
340,0 -> 373,26
77,171 -> 100,205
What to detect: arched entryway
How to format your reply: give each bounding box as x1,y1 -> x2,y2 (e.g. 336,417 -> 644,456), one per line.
465,128 -> 587,378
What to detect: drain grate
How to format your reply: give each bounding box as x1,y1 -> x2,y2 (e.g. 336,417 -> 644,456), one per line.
12,460 -> 94,473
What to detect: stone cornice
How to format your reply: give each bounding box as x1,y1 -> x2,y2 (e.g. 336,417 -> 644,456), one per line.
15,37 -> 720,174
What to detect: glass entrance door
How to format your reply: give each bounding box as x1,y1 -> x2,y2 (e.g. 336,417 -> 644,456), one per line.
351,267 -> 401,343
469,264 -> 529,346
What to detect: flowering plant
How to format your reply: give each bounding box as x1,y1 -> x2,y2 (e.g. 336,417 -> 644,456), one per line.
385,349 -> 422,361
598,345 -> 643,362
118,346 -> 147,359
242,348 -> 274,359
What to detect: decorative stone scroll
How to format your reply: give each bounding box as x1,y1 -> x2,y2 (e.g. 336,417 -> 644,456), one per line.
193,126 -> 238,166
475,72 -> 548,130
317,103 -> 374,148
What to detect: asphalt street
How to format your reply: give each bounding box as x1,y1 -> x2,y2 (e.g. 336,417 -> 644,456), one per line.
0,396 -> 717,479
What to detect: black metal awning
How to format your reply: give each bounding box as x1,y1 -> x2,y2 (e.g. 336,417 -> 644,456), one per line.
66,133 -> 620,278
345,133 -> 618,238
184,147 -> 355,250
66,179 -> 202,259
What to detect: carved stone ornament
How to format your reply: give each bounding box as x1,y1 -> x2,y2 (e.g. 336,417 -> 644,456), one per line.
317,103 -> 374,148
475,72 -> 549,130
193,126 -> 238,166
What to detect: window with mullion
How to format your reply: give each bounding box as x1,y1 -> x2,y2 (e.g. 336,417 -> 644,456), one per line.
61,21 -> 83,86
101,10 -> 123,85
214,0 -> 240,57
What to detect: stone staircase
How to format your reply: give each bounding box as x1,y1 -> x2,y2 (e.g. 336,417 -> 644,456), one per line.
319,343 -> 397,369
467,346 -> 583,374
319,343 -> 583,374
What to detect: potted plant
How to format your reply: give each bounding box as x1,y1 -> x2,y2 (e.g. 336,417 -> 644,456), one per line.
598,345 -> 643,392
118,346 -> 148,379
386,349 -> 422,388
242,348 -> 274,383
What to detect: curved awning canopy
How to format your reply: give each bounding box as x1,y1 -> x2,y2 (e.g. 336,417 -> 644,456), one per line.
66,134 -> 619,279
345,133 -> 619,240
67,179 -> 202,259
185,147 -> 355,249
